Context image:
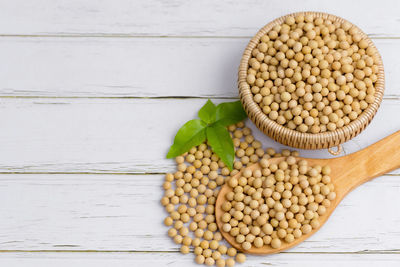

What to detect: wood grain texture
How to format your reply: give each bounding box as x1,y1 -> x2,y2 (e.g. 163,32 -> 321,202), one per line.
0,174 -> 399,251
0,0 -> 399,37
0,38 -> 398,98
0,98 -> 399,174
0,252 -> 400,267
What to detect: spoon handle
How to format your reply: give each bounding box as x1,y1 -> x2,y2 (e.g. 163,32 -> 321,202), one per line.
335,130 -> 400,192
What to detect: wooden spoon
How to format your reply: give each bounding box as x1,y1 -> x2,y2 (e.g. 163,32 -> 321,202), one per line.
215,130 -> 400,254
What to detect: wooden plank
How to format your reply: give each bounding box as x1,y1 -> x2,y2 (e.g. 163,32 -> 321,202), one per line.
0,252 -> 399,267
0,0 -> 399,37
0,37 -> 398,98
0,174 -> 399,251
0,98 -> 398,174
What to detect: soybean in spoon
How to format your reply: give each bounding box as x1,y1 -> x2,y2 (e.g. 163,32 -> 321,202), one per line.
215,131 -> 400,254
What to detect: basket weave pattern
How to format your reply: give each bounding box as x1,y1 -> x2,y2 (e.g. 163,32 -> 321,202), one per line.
238,12 -> 385,149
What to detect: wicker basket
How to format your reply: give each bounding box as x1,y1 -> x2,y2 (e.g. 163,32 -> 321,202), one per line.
238,12 -> 384,151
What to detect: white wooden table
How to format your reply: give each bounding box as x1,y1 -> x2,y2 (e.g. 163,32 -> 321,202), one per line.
0,1 -> 399,266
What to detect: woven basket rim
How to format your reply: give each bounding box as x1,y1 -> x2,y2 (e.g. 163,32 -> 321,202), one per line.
238,11 -> 385,149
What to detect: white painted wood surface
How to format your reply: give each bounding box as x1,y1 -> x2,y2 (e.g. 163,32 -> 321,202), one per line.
0,38 -> 399,98
1,0 -> 400,266
0,98 -> 399,174
0,0 -> 399,37
0,174 -> 399,252
1,253 -> 400,267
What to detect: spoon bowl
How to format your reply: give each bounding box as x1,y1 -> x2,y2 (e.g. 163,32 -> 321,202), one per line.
215,131 -> 400,254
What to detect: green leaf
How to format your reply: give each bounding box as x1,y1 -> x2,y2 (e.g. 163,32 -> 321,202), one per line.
215,100 -> 247,126
166,119 -> 207,158
198,99 -> 217,124
206,123 -> 234,170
